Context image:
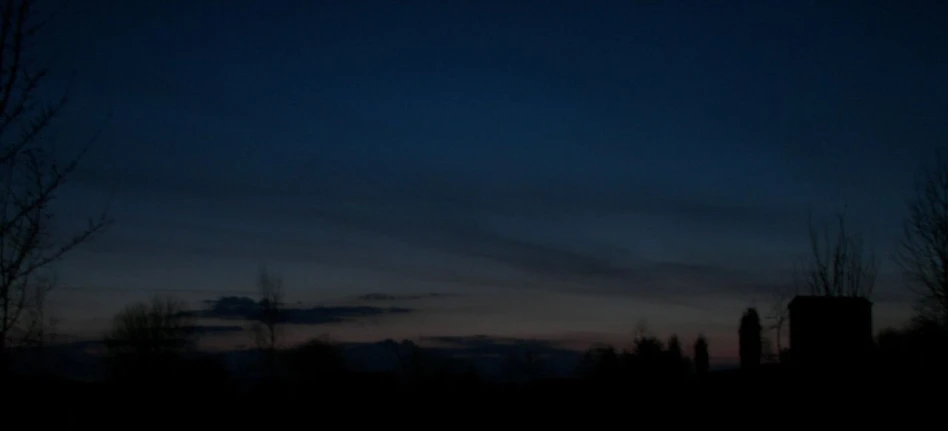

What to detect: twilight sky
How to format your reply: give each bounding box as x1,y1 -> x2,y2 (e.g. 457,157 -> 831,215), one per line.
32,0 -> 948,361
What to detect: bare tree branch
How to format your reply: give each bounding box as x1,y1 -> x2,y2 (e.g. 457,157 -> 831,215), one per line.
103,295 -> 195,381
764,282 -> 794,356
895,148 -> 948,326
799,211 -> 877,299
253,265 -> 283,376
767,211 -> 877,361
0,0 -> 112,366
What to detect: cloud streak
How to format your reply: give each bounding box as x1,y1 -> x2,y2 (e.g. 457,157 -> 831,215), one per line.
356,292 -> 450,301
189,296 -> 413,325
69,141 -> 812,306
303,201 -> 784,299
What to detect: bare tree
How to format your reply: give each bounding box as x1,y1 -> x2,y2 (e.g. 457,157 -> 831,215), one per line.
762,212 -> 877,365
0,0 -> 111,365
760,333 -> 775,363
764,283 -> 794,356
18,271 -> 56,348
103,295 -> 195,380
799,212 -> 878,298
896,149 -> 948,326
253,266 -> 283,375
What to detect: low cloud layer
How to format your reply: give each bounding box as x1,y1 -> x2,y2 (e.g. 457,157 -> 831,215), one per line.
185,325 -> 245,335
356,292 -> 451,301
188,296 -> 413,325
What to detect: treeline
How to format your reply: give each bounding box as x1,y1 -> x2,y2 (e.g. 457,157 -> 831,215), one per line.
11,293 -> 948,393
6,294 -> 712,395
3,294 -> 947,422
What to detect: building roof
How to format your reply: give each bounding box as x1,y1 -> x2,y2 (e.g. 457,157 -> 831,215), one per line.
788,295 -> 872,309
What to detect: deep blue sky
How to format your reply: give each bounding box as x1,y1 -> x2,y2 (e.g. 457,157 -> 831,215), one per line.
35,0 -> 948,359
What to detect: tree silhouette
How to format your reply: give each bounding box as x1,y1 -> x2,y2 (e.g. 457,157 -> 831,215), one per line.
799,212 -> 877,298
693,334 -> 709,376
631,322 -> 664,358
765,283 -> 793,357
665,334 -> 689,376
502,349 -> 547,383
628,323 -> 680,380
103,295 -> 195,382
283,337 -> 347,385
739,307 -> 762,370
666,334 -> 683,362
896,149 -> 948,327
876,317 -> 948,376
253,265 -> 283,377
576,345 -> 620,382
0,0 -> 112,372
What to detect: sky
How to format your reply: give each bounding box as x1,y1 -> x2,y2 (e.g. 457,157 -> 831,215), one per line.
25,0 -> 948,362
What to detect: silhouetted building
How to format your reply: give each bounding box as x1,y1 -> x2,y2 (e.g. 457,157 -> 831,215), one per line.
788,295 -> 873,370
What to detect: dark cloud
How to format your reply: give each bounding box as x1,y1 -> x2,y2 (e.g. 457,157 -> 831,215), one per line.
441,227 -> 631,279
189,296 -> 412,325
279,306 -> 412,325
185,325 -> 245,335
304,204 -> 631,278
196,296 -> 258,319
356,292 -> 450,301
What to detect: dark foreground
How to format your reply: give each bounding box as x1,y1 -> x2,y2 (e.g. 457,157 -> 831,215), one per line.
4,365 -> 940,423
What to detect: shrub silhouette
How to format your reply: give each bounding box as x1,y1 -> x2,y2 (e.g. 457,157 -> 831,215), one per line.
876,317 -> 948,377
694,334 -> 710,376
283,338 -> 348,383
577,329 -> 694,385
666,335 -> 683,361
666,334 -> 690,375
502,349 -> 548,384
576,345 -> 620,382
